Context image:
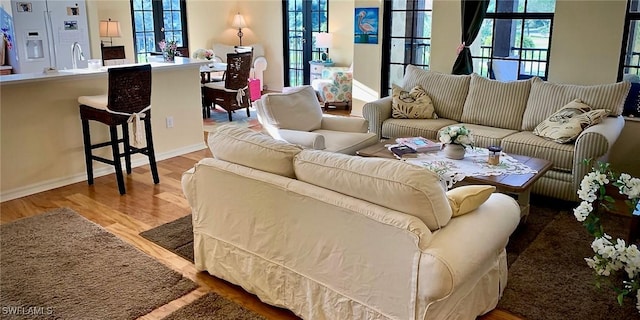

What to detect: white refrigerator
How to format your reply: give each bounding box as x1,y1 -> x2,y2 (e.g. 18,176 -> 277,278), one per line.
10,0 -> 91,73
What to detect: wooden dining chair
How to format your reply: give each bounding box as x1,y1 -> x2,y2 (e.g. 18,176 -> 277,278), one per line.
202,52 -> 253,121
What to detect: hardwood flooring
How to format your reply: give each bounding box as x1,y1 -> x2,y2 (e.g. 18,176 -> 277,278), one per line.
0,114 -> 522,320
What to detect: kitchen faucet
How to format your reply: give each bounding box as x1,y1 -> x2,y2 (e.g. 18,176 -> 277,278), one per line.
71,42 -> 85,69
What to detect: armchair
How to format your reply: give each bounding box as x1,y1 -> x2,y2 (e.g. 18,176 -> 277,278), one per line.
255,86 -> 377,155
212,43 -> 267,90
311,66 -> 353,110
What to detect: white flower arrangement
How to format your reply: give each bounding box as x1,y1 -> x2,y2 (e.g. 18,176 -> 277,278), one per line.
439,125 -> 474,148
573,161 -> 640,312
192,48 -> 215,60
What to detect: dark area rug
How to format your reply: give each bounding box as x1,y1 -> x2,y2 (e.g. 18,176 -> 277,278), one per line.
498,207 -> 639,319
140,195 -> 640,319
163,293 -> 265,320
0,208 -> 197,320
140,214 -> 194,262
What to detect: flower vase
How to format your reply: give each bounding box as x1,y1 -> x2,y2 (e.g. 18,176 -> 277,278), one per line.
163,52 -> 174,62
443,144 -> 465,160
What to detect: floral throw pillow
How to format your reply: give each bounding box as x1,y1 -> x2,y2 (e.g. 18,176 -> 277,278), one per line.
533,99 -> 609,144
391,85 -> 438,119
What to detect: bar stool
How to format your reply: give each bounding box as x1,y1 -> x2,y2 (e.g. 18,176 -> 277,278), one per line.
78,64 -> 159,195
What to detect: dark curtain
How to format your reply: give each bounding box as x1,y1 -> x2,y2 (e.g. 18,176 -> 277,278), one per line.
451,0 -> 490,75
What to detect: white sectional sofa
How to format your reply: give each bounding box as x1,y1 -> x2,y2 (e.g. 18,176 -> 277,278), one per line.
363,65 -> 631,201
182,126 -> 521,320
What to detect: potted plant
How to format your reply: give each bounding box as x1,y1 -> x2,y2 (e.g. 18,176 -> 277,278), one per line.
439,125 -> 474,160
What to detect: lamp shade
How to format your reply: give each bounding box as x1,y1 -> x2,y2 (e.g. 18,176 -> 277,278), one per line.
315,32 -> 333,49
231,13 -> 246,29
99,19 -> 121,38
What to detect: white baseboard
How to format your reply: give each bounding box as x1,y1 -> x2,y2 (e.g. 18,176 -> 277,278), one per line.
0,142 -> 207,203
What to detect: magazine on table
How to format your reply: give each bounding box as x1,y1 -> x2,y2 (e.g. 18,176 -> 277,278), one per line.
395,137 -> 442,153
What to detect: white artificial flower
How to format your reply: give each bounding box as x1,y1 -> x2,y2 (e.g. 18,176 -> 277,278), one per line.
440,134 -> 452,144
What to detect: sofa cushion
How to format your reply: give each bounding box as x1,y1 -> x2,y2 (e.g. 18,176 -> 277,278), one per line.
461,74 -> 532,130
259,86 -> 323,131
446,123 -> 519,149
382,118 -> 459,141
208,126 -> 303,178
533,99 -> 609,144
293,150 -> 452,230
402,65 -> 471,121
501,131 -> 574,172
391,85 -> 438,119
446,185 -> 496,217
522,77 -> 631,131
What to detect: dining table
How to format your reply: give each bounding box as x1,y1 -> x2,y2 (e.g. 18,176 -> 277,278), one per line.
200,62 -> 227,83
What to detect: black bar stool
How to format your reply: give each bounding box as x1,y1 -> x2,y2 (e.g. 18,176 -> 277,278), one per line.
78,64 -> 159,195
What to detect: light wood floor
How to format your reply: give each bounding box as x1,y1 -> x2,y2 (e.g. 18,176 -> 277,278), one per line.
0,117 -> 522,320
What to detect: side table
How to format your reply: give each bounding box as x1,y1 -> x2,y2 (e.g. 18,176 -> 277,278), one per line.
309,60 -> 334,81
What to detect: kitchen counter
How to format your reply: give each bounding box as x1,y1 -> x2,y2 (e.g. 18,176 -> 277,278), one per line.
0,57 -> 208,201
0,57 -> 207,85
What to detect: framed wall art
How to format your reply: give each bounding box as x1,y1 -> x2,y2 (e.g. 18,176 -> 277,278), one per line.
354,7 -> 379,44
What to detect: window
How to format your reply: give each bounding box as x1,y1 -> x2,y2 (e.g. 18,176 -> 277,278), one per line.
473,0 -> 555,80
131,0 -> 188,62
283,0 -> 329,87
381,0 -> 433,94
620,0 -> 640,78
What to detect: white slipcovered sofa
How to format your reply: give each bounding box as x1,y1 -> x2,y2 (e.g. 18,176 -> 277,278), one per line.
182,126 -> 521,320
212,43 -> 268,89
364,65 -> 631,201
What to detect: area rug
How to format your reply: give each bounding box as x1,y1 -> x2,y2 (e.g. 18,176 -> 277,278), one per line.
0,208 -> 197,320
163,293 -> 265,320
140,214 -> 194,262
497,211 -> 638,320
203,106 -> 260,133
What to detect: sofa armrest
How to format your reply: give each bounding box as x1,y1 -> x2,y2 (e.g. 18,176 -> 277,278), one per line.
418,193 -> 520,301
320,116 -> 369,133
573,115 -> 625,190
362,96 -> 393,140
274,129 -> 326,150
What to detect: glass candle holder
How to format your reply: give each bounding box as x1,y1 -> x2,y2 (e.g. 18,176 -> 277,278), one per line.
488,146 -> 502,165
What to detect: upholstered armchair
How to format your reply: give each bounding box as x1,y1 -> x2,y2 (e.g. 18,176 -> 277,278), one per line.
255,86 -> 377,155
212,43 -> 267,90
311,66 -> 353,110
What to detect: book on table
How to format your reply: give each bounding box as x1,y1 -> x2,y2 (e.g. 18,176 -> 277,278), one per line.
389,145 -> 418,159
395,137 -> 442,153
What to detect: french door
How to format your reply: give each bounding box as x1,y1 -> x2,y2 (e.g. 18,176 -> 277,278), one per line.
283,0 -> 328,87
131,0 -> 189,62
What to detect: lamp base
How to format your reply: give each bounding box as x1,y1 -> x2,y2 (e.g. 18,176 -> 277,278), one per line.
237,29 -> 244,46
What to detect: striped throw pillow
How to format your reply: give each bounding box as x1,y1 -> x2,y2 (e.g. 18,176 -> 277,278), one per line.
461,74 -> 533,130
401,65 -> 470,121
391,85 -> 438,119
522,78 -> 630,131
532,99 -> 609,144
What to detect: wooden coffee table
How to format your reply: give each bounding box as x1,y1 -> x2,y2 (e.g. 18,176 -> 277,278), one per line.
357,142 -> 553,220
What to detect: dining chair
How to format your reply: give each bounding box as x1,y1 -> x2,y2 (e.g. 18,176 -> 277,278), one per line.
202,51 -> 253,121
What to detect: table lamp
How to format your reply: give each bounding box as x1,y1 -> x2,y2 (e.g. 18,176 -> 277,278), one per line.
315,32 -> 333,62
232,13 -> 247,46
99,18 -> 121,47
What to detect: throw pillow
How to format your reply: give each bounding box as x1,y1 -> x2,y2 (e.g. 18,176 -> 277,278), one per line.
391,85 -> 438,119
532,99 -> 609,144
446,185 -> 496,217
